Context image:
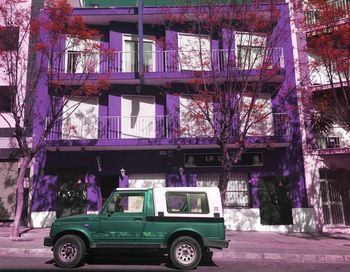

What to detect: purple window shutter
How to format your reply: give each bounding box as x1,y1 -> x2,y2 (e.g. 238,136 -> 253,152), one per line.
87,174 -> 102,212
119,175 -> 128,188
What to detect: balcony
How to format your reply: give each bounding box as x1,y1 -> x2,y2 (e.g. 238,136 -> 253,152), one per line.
51,48 -> 285,76
309,57 -> 350,90
304,0 -> 350,25
46,113 -> 290,143
317,125 -> 350,154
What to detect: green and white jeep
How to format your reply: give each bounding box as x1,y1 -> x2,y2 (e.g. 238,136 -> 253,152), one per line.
44,187 -> 229,269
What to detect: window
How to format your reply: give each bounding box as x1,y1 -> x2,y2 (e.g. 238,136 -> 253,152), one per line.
0,86 -> 11,112
0,27 -> 19,51
108,193 -> 144,213
236,33 -> 266,70
65,37 -> 100,73
225,173 -> 250,207
122,35 -> 156,72
197,172 -> 250,208
166,192 -> 209,214
179,95 -> 214,137
178,33 -> 211,71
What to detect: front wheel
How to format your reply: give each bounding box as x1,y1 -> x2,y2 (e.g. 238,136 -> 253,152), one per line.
169,236 -> 202,270
53,234 -> 86,268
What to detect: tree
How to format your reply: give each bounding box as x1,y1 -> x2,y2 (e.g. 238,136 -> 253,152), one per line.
302,0 -> 350,133
161,0 -> 296,202
0,0 -> 109,237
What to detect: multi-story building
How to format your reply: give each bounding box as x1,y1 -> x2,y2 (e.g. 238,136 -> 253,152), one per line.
0,0 -> 33,223
30,0 -> 316,232
293,0 -> 350,233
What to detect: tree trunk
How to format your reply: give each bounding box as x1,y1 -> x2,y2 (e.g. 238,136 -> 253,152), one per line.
11,156 -> 32,237
218,145 -> 231,205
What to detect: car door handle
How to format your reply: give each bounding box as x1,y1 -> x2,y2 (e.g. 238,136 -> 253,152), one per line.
134,217 -> 143,221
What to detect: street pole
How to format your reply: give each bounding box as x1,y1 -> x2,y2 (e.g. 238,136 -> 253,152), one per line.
138,0 -> 144,85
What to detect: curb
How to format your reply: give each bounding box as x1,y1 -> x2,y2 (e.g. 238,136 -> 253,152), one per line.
1,247 -> 350,263
0,248 -> 52,257
212,251 -> 350,263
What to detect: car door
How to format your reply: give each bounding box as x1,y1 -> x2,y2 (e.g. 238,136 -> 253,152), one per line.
96,191 -> 146,244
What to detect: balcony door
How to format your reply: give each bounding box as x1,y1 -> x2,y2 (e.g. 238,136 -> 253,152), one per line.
236,32 -> 267,70
179,95 -> 214,137
65,37 -> 100,73
122,35 -> 155,72
121,95 -> 156,138
62,97 -> 99,139
240,94 -> 273,136
178,33 -> 211,71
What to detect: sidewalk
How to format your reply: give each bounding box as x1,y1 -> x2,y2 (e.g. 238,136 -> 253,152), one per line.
1,227 -> 350,263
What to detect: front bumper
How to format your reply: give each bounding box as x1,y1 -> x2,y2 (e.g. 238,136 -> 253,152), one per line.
203,239 -> 230,249
43,237 -> 54,247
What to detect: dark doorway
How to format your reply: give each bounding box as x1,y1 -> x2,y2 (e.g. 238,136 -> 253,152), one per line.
258,176 -> 293,225
100,175 -> 118,205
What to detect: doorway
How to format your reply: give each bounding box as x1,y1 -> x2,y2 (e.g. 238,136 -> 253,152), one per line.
258,176 -> 293,225
319,169 -> 350,225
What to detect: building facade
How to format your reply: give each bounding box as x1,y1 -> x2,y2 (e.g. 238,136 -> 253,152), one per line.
0,0 -> 34,223
30,0 -> 316,231
293,0 -> 350,233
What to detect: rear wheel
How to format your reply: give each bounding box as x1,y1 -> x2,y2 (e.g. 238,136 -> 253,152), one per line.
169,236 -> 202,270
53,234 -> 86,268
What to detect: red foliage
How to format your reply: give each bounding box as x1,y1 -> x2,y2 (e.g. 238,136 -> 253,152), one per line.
32,0 -> 101,53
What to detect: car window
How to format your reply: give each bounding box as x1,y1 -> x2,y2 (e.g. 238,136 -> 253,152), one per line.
166,192 -> 209,214
108,193 -> 144,213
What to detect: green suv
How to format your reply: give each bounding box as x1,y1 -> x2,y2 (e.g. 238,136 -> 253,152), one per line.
44,187 -> 229,269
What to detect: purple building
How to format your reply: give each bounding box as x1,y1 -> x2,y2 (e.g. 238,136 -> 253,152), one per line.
30,0 -> 316,232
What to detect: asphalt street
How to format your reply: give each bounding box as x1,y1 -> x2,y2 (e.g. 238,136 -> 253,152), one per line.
1,256 -> 350,272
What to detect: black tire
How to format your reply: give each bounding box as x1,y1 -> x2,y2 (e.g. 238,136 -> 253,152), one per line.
169,236 -> 202,270
53,234 -> 86,268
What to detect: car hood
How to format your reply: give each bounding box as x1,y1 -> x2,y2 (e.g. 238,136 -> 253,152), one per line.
54,214 -> 97,223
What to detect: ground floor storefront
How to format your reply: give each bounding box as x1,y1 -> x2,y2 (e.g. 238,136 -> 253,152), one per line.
29,147 -> 315,232
304,153 -> 350,233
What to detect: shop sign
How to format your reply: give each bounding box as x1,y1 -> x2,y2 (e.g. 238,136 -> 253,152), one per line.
184,152 -> 263,168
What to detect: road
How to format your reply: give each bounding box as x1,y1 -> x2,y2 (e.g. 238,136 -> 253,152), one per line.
1,255 -> 350,272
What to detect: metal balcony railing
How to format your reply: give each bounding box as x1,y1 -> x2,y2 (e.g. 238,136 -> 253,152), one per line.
304,0 -> 350,25
46,113 -> 290,141
50,48 -> 285,74
317,125 -> 350,149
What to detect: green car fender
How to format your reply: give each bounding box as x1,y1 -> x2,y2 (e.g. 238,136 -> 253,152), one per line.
164,227 -> 204,247
53,225 -> 94,248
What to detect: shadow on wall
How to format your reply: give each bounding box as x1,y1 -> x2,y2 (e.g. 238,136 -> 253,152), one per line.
0,163 -> 17,221
30,211 -> 56,228
224,208 -> 316,232
224,208 -> 262,231
0,198 -> 11,220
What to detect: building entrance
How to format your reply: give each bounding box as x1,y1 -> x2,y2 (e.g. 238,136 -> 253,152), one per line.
258,176 -> 293,225
320,169 -> 350,226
